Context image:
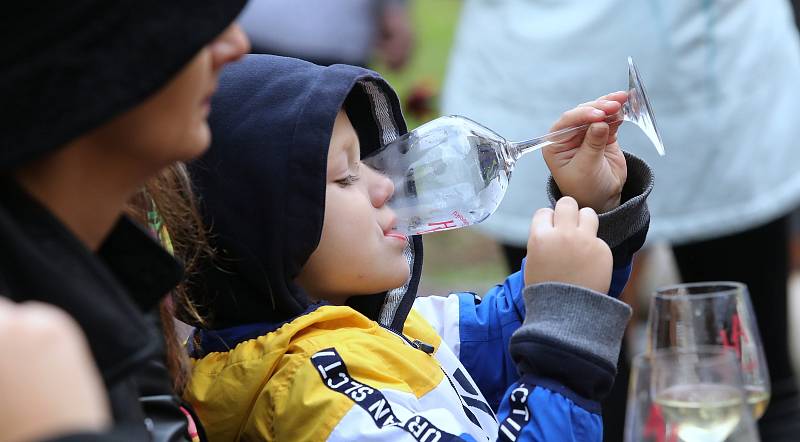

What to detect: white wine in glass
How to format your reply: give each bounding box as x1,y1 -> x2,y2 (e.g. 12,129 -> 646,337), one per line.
744,386 -> 770,420
650,348 -> 752,442
655,384 -> 743,442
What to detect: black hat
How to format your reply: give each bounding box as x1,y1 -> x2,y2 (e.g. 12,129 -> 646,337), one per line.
1,1 -> 248,170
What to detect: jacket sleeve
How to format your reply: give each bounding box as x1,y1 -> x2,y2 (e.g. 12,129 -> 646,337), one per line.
415,151 -> 653,411
493,377 -> 603,441
481,295 -> 633,442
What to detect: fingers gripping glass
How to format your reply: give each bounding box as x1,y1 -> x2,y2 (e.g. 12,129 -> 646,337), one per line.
364,57 -> 665,236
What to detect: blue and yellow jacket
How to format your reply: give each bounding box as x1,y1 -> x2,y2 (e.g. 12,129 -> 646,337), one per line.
183,55 -> 654,441
186,252 -> 649,441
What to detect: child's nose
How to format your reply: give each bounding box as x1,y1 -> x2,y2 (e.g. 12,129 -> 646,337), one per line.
369,171 -> 395,208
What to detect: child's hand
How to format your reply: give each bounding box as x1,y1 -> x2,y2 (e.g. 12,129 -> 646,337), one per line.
524,197 -> 612,293
543,91 -> 628,213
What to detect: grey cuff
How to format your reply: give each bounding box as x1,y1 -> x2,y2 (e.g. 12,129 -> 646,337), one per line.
514,282 -> 632,367
547,151 -> 654,248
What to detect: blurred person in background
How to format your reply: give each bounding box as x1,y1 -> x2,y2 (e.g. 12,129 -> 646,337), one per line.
239,0 -> 414,69
442,1 -> 800,440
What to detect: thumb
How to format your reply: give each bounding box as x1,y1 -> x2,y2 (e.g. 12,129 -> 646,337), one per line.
582,122 -> 610,154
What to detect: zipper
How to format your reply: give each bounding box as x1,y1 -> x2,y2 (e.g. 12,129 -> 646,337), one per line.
381,324 -> 493,434
379,324 -> 435,354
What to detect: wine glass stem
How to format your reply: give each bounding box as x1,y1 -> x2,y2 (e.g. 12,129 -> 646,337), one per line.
510,123 -> 591,159
508,114 -> 624,161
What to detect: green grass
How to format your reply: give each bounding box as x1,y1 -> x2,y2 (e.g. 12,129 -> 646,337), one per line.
371,0 -> 509,295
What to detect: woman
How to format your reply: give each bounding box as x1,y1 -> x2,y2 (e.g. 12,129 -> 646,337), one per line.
0,2 -> 249,440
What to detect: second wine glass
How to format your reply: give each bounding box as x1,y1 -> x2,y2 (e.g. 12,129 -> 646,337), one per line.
625,350 -> 760,442
648,282 -> 770,419
651,348 -> 756,442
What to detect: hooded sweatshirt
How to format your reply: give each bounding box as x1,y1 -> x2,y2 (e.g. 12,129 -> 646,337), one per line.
184,54 -> 654,441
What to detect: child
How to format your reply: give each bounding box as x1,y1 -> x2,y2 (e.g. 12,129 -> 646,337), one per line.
184,55 -> 653,441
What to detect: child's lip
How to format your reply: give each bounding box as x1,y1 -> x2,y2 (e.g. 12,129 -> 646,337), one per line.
385,232 -> 407,241
382,217 -> 406,241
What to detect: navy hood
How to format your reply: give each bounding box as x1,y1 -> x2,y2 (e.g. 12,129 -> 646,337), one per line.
188,55 -> 422,330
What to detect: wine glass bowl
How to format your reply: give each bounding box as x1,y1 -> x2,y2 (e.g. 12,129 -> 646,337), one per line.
363,116 -> 512,235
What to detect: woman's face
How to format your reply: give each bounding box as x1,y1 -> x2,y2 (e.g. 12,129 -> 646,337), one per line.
89,24 -> 250,168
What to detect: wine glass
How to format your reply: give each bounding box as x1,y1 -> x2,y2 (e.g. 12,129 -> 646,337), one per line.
625,352 -> 675,442
625,349 -> 760,442
651,348 -> 756,442
648,282 -> 770,420
363,57 -> 664,236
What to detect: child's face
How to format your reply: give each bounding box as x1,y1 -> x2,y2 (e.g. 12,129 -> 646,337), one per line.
296,111 -> 410,304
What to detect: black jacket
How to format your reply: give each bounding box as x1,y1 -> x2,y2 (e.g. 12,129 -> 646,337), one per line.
0,180 -> 196,441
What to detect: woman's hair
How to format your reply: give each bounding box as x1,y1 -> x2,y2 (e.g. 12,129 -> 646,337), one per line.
128,163 -> 212,394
